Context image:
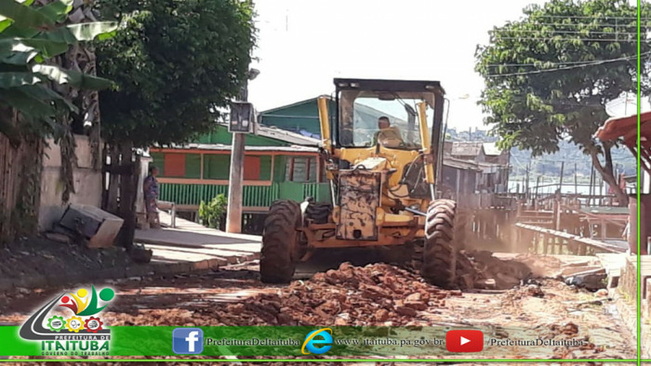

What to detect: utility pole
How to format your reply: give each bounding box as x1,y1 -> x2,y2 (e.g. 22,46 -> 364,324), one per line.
574,163 -> 578,195
589,163 -> 595,206
558,161 -> 565,193
226,95 -> 247,233
553,161 -> 564,231
535,175 -> 541,201
525,162 -> 530,202
226,69 -> 259,233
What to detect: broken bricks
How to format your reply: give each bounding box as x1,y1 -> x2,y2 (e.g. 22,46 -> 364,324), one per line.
114,262 -> 454,327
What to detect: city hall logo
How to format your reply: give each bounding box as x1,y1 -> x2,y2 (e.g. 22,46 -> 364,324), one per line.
19,286 -> 115,356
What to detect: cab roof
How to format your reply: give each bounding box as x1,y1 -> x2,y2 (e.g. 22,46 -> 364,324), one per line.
333,78 -> 445,95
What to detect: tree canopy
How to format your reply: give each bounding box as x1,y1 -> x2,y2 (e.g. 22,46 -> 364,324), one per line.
0,0 -> 116,146
95,0 -> 256,148
475,0 -> 650,204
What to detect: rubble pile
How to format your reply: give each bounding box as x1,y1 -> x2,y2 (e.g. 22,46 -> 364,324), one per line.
275,262 -> 458,326
218,262 -> 459,326
500,283 -> 546,305
465,250 -> 533,289
110,262 -> 458,327
108,253 -> 538,327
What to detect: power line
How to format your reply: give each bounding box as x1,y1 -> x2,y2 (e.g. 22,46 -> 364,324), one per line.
494,18 -> 651,25
490,30 -> 642,36
485,52 -> 647,77
528,22 -> 647,26
499,21 -> 651,27
490,23 -> 648,30
526,15 -> 649,20
486,55 -> 647,67
493,37 -> 645,42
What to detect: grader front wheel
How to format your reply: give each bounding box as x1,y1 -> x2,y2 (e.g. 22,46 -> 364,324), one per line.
304,202 -> 333,224
260,200 -> 301,284
421,199 -> 459,289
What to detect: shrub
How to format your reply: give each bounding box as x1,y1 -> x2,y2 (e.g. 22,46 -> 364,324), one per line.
198,194 -> 228,229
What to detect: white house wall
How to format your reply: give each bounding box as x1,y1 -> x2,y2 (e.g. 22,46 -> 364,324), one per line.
38,135 -> 103,231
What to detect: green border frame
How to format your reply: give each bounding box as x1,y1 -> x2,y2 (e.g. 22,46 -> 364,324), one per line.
0,2 -> 647,365
638,0 -> 643,365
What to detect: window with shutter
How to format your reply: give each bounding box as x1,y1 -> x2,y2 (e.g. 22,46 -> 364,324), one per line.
164,154 -> 186,177
244,156 -> 261,180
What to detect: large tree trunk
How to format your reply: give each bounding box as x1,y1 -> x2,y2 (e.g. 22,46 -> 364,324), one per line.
590,145 -> 629,207
117,143 -> 138,250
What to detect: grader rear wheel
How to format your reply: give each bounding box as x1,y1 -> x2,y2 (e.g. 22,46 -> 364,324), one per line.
260,200 -> 301,284
421,199 -> 459,289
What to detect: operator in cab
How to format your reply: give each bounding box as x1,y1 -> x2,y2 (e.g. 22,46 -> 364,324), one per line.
371,116 -> 405,148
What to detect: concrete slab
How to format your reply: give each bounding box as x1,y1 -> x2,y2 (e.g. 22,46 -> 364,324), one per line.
137,228 -> 260,251
159,212 -> 262,241
147,244 -> 257,265
146,244 -> 244,258
135,212 -> 261,267
136,213 -> 260,247
151,249 -> 221,264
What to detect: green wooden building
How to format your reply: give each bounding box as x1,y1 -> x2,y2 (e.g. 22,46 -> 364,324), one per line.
149,124 -> 331,216
254,96 -> 335,137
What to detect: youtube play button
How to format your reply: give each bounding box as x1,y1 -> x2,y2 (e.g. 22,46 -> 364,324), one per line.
446,330 -> 484,352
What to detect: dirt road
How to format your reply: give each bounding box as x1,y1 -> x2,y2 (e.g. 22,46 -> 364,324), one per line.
0,252 -> 635,364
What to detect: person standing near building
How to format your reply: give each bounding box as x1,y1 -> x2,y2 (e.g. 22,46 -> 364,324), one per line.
143,165 -> 161,229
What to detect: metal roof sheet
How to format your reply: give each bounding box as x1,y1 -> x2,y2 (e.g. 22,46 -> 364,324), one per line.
155,143 -> 319,153
443,155 -> 482,171
595,111 -> 651,143
451,142 -> 483,157
482,142 -> 502,156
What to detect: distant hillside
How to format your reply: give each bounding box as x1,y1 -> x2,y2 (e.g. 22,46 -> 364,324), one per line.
446,128 -> 636,180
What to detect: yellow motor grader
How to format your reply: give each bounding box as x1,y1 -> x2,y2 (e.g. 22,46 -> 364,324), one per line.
259,78 -> 469,288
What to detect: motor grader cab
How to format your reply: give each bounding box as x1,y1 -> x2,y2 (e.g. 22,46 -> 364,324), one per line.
260,78 -> 465,288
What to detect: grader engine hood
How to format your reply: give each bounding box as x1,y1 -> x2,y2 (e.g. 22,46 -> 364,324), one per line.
336,167 -> 382,241
335,157 -> 391,241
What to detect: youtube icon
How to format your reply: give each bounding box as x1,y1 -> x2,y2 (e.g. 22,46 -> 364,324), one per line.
446,330 -> 484,352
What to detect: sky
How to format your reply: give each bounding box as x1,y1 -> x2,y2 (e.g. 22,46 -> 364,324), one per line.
247,0 -> 646,131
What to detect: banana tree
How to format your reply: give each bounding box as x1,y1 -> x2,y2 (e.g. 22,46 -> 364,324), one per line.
0,0 -> 117,147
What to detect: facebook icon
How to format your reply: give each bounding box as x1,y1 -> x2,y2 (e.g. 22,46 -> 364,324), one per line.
172,328 -> 204,354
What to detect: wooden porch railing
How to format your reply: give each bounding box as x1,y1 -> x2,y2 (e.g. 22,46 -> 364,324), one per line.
159,182 -> 331,208
515,223 -> 626,255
